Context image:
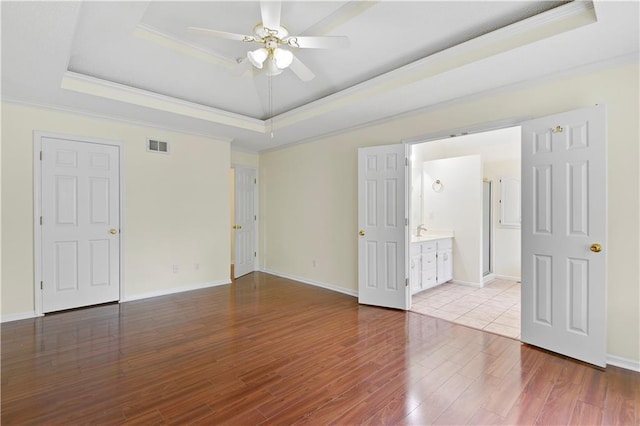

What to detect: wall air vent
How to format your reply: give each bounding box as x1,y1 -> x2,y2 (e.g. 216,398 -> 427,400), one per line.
147,138 -> 170,154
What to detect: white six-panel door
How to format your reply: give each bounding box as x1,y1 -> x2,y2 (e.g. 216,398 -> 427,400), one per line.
358,144 -> 408,310
234,167 -> 256,279
41,137 -> 121,313
521,105 -> 606,367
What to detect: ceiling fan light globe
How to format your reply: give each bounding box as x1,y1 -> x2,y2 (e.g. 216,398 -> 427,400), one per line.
264,58 -> 283,76
274,48 -> 293,69
247,48 -> 268,69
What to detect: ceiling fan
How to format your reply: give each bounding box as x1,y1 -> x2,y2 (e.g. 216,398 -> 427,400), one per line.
187,1 -> 350,81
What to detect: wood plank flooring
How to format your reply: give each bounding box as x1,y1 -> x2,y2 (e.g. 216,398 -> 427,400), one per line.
2,272 -> 638,425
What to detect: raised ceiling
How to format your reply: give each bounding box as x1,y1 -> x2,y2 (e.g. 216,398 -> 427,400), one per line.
2,1 -> 639,152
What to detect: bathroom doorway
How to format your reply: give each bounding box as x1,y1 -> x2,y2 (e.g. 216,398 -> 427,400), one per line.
409,126 -> 522,340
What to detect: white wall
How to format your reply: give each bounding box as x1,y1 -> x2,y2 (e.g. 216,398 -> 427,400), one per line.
1,102 -> 231,318
423,156 -> 483,285
259,62 -> 640,363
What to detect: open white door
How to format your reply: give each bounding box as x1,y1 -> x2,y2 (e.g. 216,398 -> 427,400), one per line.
358,144 -> 409,310
521,105 -> 606,367
234,167 -> 256,279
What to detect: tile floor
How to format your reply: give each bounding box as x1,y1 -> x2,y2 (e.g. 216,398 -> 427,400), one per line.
411,279 -> 521,339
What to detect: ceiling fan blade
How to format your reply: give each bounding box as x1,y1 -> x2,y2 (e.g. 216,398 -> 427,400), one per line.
285,36 -> 349,49
289,54 -> 315,82
187,27 -> 256,42
260,1 -> 281,33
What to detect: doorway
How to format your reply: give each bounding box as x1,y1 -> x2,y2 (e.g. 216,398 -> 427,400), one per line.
34,133 -> 124,314
408,126 -> 522,340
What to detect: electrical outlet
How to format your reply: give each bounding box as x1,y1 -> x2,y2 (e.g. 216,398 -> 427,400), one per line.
172,264 -> 180,274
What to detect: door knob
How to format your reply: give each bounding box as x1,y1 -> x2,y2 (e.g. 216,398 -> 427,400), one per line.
109,228 -> 118,235
590,243 -> 602,253
359,230 -> 365,236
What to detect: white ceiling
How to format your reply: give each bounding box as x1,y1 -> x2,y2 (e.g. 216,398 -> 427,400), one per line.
2,1 -> 638,152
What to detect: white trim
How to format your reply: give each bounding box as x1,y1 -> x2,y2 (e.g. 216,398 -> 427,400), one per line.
3,97 -> 236,146
33,131 -> 126,315
451,279 -> 482,288
495,275 -> 522,282
607,354 -> 640,372
261,269 -> 358,298
1,311 -> 43,323
120,280 -> 231,303
4,52 -> 636,156
273,1 -> 596,131
60,71 -> 265,133
262,52 -> 638,155
482,273 -> 496,284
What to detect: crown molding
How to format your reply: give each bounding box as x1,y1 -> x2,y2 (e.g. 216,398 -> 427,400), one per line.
60,71 -> 265,133
270,1 -> 597,130
1,97 -> 235,144
260,51 -> 637,154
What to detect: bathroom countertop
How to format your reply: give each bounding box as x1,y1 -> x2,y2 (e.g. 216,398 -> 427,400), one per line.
411,235 -> 453,243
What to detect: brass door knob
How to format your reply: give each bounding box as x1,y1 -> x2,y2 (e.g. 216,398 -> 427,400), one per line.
590,243 -> 602,253
109,228 -> 118,235
359,230 -> 365,236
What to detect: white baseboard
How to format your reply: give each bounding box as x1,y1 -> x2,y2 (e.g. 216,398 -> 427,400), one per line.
482,273 -> 496,284
1,311 -> 43,323
451,279 -> 482,288
261,269 -> 358,298
607,354 -> 640,372
495,275 -> 521,282
120,279 -> 231,303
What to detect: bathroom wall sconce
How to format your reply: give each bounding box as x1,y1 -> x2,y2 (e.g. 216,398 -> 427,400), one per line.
432,179 -> 443,192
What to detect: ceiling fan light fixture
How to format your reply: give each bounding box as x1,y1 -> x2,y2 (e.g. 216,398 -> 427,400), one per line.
247,47 -> 268,69
264,58 -> 283,76
273,48 -> 293,69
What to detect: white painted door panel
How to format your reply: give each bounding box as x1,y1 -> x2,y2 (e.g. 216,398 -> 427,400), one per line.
41,137 -> 120,313
358,144 -> 408,310
521,105 -> 606,367
234,167 -> 256,278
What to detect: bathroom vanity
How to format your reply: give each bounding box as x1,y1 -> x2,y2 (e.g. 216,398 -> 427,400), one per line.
410,236 -> 453,295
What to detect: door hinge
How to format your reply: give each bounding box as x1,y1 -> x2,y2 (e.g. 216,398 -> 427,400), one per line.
40,281 -> 43,290
40,216 -> 43,225
405,157 -> 409,166
405,278 -> 409,287
254,215 -> 257,221
39,151 -> 43,161
254,252 -> 257,257
405,218 -> 408,226
254,178 -> 257,184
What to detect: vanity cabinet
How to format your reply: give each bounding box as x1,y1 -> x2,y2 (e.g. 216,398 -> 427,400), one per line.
410,237 -> 453,294
436,238 -> 453,284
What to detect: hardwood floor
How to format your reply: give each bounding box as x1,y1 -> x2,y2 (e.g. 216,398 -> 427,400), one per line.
2,272 -> 638,425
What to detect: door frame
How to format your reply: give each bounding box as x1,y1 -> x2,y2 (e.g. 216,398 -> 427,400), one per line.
403,110 -> 607,357
404,117 -> 527,306
33,131 -> 125,315
231,164 -> 259,274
